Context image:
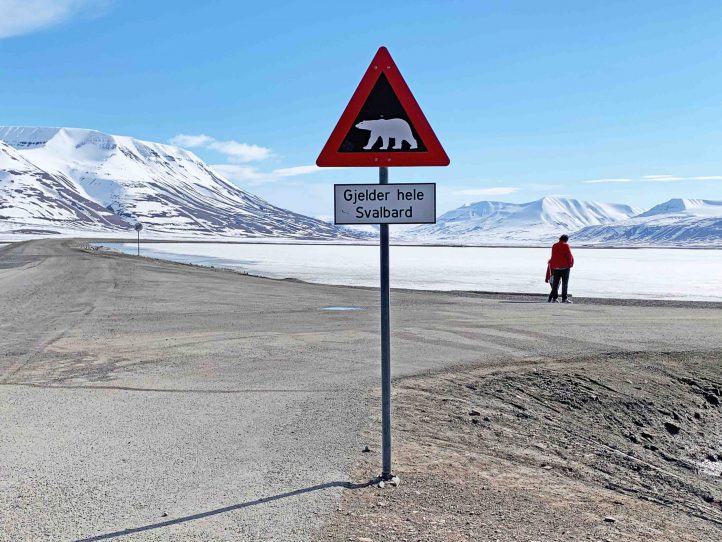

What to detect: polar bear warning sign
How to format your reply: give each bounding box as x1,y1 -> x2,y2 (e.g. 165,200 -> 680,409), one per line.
316,47 -> 449,167
316,47 -> 448,485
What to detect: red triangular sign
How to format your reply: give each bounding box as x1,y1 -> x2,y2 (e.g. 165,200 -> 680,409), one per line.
317,47 -> 449,167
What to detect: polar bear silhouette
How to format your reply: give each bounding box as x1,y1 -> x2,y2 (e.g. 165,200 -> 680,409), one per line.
356,119 -> 418,150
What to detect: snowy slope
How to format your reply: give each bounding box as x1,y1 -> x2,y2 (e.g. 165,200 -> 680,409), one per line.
406,196 -> 641,245
0,126 -> 360,239
0,139 -> 129,234
573,199 -> 722,246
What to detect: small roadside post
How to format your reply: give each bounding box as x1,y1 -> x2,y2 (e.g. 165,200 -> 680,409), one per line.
134,222 -> 143,256
317,47 -> 449,482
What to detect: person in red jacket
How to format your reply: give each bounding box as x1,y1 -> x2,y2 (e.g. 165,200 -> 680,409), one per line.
548,234 -> 574,303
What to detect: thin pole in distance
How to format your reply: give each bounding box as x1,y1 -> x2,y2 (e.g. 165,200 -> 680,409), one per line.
134,222 -> 143,256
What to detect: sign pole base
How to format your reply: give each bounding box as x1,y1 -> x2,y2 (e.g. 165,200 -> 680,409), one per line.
379,166 -> 393,481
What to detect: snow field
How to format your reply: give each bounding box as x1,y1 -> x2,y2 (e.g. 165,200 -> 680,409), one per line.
103,243 -> 722,302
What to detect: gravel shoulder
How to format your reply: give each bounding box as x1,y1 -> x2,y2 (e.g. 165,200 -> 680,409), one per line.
322,351 -> 722,541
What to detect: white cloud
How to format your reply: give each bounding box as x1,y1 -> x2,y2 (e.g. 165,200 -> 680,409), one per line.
642,174 -> 676,180
207,140 -> 271,163
170,133 -> 271,163
210,163 -> 331,185
641,174 -> 722,182
584,174 -> 722,184
0,0 -> 111,39
209,165 -> 262,183
169,134 -> 214,148
452,187 -> 519,196
582,178 -> 632,184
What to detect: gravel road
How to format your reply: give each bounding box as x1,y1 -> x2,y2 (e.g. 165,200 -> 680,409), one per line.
1,239 -> 720,541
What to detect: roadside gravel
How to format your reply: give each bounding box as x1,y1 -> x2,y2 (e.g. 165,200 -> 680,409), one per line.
322,351 -> 722,541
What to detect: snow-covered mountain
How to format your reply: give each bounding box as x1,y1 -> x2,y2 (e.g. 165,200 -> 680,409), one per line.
406,196 -> 642,245
573,199 -> 722,246
0,126 -> 360,239
0,139 -> 129,234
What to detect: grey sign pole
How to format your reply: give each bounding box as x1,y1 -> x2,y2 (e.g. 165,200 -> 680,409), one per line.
379,166 -> 393,480
134,222 -> 143,256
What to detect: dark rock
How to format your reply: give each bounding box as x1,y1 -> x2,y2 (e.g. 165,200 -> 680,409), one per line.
362,445 -> 371,453
664,422 -> 681,435
603,516 -> 616,523
641,432 -> 654,440
161,512 -> 168,517
694,412 -> 701,420
660,452 -> 677,462
469,409 -> 481,416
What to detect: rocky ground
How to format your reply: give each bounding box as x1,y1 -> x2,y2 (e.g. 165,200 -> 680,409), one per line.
321,351 -> 722,541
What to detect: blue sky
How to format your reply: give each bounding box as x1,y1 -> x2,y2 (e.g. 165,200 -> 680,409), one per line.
1,0 -> 721,217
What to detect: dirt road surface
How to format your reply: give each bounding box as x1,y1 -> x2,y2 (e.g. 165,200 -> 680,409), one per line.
1,239 -> 720,541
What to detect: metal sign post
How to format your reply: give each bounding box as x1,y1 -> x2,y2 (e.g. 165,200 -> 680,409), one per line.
379,166 -> 392,479
318,47 -> 449,482
134,222 -> 143,256
334,177 -> 435,479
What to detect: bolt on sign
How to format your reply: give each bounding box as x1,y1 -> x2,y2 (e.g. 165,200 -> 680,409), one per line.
317,47 -> 449,482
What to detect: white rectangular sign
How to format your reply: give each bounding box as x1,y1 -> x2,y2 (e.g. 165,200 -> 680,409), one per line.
334,183 -> 436,225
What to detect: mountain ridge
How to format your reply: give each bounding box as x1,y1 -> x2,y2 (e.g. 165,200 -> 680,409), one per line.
0,126 -> 361,239
573,198 -> 722,246
2,127 -> 719,246
405,196 -> 642,244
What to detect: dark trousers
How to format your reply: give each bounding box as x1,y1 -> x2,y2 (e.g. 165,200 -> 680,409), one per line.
549,268 -> 570,301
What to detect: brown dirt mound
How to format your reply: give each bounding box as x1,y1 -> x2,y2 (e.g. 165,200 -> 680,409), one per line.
322,351 -> 722,541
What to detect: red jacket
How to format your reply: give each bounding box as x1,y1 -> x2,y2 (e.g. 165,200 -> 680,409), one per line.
545,260 -> 552,283
550,241 -> 574,269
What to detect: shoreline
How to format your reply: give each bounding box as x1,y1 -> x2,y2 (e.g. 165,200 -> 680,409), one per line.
2,236 -> 721,250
